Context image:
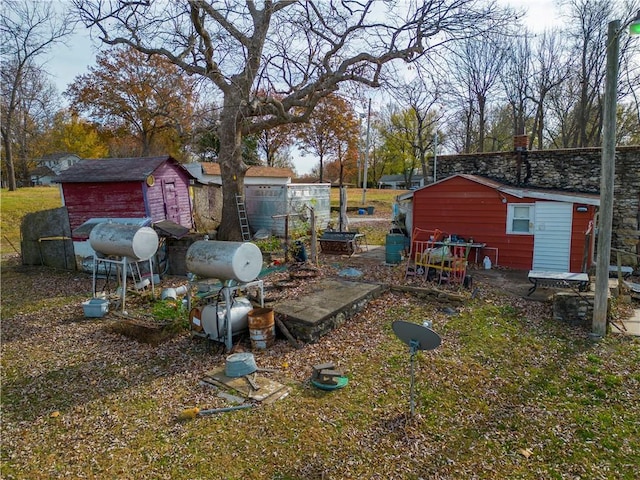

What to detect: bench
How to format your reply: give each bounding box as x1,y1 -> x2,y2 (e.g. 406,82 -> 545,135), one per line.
319,231 -> 358,256
608,265 -> 634,278
527,271 -> 590,296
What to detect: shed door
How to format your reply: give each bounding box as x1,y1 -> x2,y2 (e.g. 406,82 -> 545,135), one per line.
532,202 -> 572,271
162,181 -> 180,224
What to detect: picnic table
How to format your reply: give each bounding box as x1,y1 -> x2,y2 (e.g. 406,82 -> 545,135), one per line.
527,271 -> 590,296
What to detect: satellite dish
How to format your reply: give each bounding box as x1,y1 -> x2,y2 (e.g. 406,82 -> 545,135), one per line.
392,320 -> 441,351
392,320 -> 441,417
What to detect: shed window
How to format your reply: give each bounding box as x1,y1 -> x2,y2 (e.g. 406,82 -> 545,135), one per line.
507,204 -> 534,234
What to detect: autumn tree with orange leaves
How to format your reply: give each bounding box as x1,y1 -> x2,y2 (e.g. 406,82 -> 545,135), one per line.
65,47 -> 198,158
297,94 -> 359,184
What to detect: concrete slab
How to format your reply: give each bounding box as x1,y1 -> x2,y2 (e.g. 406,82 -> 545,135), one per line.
612,307 -> 640,337
274,278 -> 386,343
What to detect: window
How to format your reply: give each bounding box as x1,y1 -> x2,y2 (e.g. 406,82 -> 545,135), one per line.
506,204 -> 534,234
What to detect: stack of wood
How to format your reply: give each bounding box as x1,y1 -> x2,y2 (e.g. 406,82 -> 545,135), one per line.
311,362 -> 344,386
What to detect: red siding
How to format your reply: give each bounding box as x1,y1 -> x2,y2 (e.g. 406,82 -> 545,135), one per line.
63,182 -> 146,232
61,160 -> 194,233
412,176 -> 595,271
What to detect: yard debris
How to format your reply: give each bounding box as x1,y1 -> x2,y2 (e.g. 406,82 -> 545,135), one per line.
518,448 -> 533,458
178,404 -> 254,421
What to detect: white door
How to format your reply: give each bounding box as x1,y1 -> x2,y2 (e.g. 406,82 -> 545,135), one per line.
532,202 -> 573,271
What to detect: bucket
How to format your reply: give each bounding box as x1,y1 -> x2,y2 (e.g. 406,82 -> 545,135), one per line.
385,234 -> 405,264
247,307 -> 275,350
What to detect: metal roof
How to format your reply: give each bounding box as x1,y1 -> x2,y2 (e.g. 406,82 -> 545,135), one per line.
396,174 -> 600,206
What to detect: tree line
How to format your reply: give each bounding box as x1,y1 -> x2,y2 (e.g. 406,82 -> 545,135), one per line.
2,0 -> 638,239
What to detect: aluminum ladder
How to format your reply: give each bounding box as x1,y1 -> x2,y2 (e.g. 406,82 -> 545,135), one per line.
235,194 -> 251,241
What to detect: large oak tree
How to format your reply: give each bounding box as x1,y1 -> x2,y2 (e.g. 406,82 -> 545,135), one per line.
73,0 -> 511,240
65,46 -> 198,157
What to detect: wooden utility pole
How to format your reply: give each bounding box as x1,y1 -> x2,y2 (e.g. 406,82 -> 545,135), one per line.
592,20 -> 620,339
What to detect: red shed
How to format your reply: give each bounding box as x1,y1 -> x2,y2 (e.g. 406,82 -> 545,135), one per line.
55,156 -> 195,234
402,174 -> 599,272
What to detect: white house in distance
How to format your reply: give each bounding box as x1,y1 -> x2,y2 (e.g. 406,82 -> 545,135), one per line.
30,153 -> 82,185
378,173 -> 426,190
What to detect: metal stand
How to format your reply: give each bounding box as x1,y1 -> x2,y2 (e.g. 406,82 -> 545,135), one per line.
188,278 -> 264,351
392,320 -> 442,417
92,255 -> 155,312
409,339 -> 419,417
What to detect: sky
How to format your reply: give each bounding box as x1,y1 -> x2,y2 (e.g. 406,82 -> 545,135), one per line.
44,0 -> 564,175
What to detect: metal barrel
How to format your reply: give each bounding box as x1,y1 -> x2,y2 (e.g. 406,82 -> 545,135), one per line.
247,307 -> 275,350
385,233 -> 405,264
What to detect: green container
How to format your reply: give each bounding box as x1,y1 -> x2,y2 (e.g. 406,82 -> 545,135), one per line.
385,234 -> 405,264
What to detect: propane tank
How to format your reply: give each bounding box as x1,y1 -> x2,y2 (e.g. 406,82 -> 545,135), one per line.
186,240 -> 263,283
194,297 -> 253,341
89,223 -> 159,260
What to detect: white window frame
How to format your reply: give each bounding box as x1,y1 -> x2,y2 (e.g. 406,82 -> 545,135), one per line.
506,203 -> 534,234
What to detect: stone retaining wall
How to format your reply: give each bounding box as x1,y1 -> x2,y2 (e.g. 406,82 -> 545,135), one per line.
553,291 -> 596,329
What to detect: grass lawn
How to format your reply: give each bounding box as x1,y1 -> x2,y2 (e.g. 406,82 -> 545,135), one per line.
2,185 -> 639,479
0,187 -> 62,255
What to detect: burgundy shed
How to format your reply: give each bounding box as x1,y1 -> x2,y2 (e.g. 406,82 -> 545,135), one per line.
55,156 -> 195,234
404,174 -> 600,272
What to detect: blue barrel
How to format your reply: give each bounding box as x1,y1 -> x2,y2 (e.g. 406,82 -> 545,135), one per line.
385,234 -> 405,264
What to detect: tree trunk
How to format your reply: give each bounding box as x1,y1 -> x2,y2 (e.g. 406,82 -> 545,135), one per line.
2,131 -> 17,191
216,94 -> 247,241
477,95 -> 486,153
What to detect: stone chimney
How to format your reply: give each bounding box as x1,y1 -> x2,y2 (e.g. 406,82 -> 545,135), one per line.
514,134 -> 528,152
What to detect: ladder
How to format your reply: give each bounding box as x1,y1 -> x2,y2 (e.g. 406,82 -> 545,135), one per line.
235,194 -> 251,241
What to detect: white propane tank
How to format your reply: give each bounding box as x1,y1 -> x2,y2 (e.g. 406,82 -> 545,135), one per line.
185,240 -> 263,283
89,223 -> 159,260
198,297 -> 253,341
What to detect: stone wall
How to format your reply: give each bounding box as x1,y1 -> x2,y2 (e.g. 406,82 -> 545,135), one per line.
553,291 -> 596,329
435,146 -> 640,265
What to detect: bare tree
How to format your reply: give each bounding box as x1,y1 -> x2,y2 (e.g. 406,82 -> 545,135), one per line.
528,28 -> 571,149
1,0 -> 74,190
501,34 -> 533,139
73,0 -> 512,240
563,0 -> 613,147
448,34 -> 508,153
388,68 -> 443,181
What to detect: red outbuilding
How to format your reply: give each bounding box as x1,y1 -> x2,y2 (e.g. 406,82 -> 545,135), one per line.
55,156 -> 195,234
400,174 -> 599,272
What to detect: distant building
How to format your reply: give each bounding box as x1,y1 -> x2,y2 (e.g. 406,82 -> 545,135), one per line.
30,153 -> 82,185
193,162 -> 294,186
378,173 -> 425,190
